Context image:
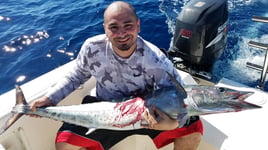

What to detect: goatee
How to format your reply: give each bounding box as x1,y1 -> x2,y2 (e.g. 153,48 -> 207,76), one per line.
117,44 -> 131,51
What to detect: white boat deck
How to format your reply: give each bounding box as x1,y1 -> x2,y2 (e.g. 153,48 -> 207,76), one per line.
0,60 -> 267,150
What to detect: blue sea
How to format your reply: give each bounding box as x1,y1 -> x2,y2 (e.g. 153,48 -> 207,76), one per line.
0,0 -> 268,95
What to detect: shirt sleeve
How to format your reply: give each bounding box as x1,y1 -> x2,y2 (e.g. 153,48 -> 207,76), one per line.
45,40 -> 92,105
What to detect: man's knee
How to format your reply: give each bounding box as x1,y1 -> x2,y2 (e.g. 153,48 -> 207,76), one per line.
174,132 -> 202,150
55,142 -> 87,150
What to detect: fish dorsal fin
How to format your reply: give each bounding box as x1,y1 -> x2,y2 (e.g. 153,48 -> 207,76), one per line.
166,71 -> 187,98
15,85 -> 27,105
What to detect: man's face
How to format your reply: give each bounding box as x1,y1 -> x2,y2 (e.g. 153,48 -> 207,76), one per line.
104,10 -> 140,52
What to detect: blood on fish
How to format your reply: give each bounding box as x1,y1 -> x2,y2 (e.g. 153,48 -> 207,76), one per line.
113,97 -> 146,128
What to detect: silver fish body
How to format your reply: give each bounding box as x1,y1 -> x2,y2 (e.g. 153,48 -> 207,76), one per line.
14,85 -> 186,130
0,83 -> 261,135
15,96 -> 147,130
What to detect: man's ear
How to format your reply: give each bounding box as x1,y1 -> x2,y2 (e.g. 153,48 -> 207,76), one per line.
137,19 -> 141,33
103,23 -> 107,34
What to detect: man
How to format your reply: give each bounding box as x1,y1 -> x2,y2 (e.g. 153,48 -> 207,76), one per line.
30,1 -> 203,150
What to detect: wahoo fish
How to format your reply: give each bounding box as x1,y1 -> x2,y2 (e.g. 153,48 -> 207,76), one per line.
0,79 -> 261,135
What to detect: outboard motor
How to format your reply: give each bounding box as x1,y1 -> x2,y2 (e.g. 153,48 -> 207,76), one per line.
169,0 -> 228,79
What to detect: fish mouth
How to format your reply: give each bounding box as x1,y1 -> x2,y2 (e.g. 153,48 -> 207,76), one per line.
227,90 -> 254,100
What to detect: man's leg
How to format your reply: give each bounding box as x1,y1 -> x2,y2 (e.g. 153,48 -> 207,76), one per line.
173,132 -> 202,150
152,117 -> 203,149
56,142 -> 87,150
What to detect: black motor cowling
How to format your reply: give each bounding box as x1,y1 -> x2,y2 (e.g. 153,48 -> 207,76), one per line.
169,0 -> 228,73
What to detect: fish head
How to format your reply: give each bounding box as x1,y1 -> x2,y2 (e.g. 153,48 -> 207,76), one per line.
220,87 -> 254,100
210,86 -> 254,101
184,85 -> 261,116
187,85 -> 254,102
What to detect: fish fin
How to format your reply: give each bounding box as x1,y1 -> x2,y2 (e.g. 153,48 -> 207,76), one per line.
0,113 -> 23,135
0,85 -> 27,135
16,85 -> 28,105
166,71 -> 187,98
178,115 -> 190,128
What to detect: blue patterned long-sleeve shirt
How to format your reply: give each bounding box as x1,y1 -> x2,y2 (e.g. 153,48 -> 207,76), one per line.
45,34 -> 183,105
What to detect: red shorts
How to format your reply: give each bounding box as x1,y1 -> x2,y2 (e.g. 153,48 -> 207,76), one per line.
55,119 -> 203,150
153,119 -> 203,148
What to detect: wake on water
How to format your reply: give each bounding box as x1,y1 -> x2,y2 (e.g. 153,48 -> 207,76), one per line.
159,0 -> 268,91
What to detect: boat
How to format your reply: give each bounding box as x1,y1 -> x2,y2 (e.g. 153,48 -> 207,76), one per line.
0,60 -> 267,150
0,0 -> 268,149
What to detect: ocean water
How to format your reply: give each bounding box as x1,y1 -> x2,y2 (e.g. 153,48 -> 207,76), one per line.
0,0 -> 268,95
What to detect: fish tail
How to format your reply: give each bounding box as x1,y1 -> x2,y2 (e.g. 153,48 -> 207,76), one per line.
0,85 -> 27,135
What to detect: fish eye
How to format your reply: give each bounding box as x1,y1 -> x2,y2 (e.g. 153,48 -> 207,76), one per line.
218,87 -> 225,92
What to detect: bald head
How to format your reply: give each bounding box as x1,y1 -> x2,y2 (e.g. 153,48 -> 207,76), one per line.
103,1 -> 140,57
104,1 -> 138,23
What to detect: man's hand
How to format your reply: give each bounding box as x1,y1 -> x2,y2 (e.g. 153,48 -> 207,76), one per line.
143,106 -> 179,130
29,96 -> 53,117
